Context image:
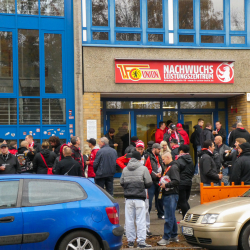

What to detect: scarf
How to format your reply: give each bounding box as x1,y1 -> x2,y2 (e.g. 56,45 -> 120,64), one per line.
169,131 -> 180,143
172,144 -> 179,150
29,141 -> 34,148
202,148 -> 213,155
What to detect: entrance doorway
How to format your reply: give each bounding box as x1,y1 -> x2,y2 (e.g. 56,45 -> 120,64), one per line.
183,114 -> 213,161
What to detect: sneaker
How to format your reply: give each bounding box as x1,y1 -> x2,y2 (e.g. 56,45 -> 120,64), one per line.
169,236 -> 179,243
157,238 -> 170,246
146,231 -> 152,238
158,215 -> 165,219
128,242 -> 134,248
179,210 -> 182,214
137,243 -> 152,248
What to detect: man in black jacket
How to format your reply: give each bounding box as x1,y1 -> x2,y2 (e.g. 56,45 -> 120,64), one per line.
0,144 -> 20,174
124,136 -> 139,154
55,147 -> 82,176
105,128 -> 118,149
176,145 -> 194,218
94,137 -> 117,195
48,136 -> 62,156
25,135 -> 42,153
230,143 -> 250,185
229,123 -> 250,147
157,152 -> 180,246
199,140 -> 222,186
213,121 -> 227,144
200,123 -> 214,149
170,139 -> 179,160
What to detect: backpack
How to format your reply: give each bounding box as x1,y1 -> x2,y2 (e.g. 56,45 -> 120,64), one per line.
16,152 -> 33,172
190,131 -> 196,144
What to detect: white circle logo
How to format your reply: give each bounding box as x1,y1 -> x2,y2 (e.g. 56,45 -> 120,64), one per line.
216,63 -> 234,83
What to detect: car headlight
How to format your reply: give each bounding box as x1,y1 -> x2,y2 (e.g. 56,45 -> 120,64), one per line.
201,214 -> 219,224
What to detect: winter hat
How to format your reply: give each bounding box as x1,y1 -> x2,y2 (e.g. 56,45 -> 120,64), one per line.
131,151 -> 141,161
176,123 -> 182,128
147,141 -> 154,149
170,124 -> 176,130
152,143 -> 161,149
131,136 -> 139,142
136,140 -> 144,148
239,142 -> 250,152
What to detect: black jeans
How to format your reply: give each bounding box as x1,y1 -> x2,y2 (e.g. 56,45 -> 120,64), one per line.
178,185 -> 191,219
95,176 -> 114,196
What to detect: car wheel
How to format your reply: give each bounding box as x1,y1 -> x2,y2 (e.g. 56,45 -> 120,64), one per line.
58,231 -> 101,250
240,223 -> 250,250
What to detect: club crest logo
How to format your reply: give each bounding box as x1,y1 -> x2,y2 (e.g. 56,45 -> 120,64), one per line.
216,63 -> 234,83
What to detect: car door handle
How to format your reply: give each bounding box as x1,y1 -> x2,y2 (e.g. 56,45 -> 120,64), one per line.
0,216 -> 15,223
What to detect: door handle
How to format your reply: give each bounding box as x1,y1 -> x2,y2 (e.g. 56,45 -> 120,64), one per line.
0,216 -> 15,223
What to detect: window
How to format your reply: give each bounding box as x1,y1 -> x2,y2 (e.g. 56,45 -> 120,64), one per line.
116,33 -> 141,42
93,32 -> 109,40
148,34 -> 163,42
44,34 -> 62,94
18,29 -> 40,96
201,35 -> 224,44
179,0 -> 193,29
218,101 -> 225,109
218,111 -> 226,129
0,0 -> 15,13
22,180 -> 86,206
163,111 -> 178,124
40,0 -> 64,16
180,101 -> 215,109
200,0 -> 223,30
231,36 -> 245,44
17,0 -> 38,15
106,101 -> 160,109
19,98 -> 40,124
179,35 -> 194,43
230,0 -> 245,31
0,181 -> 19,209
0,32 -> 13,93
162,101 -> 178,109
116,0 -> 140,28
92,0 -> 108,26
42,98 -> 66,124
0,98 -> 17,125
148,0 -> 163,28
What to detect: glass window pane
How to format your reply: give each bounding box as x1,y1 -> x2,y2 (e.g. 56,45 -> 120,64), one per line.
0,181 -> 19,209
42,99 -> 66,124
40,0 -> 64,16
218,111 -> 226,129
116,33 -> 141,42
45,34 -> 62,94
93,32 -> 109,40
201,35 -> 224,43
106,101 -> 160,109
179,35 -> 194,43
17,0 -> 38,15
0,0 -> 15,13
92,0 -> 108,26
162,101 -> 178,109
230,0 -> 245,31
200,0 -> 223,30
18,30 -> 39,96
163,111 -> 178,124
19,98 -> 40,124
180,101 -> 215,109
218,101 -> 225,109
231,36 -> 245,44
0,98 -> 17,125
148,34 -> 163,42
116,0 -> 140,27
148,0 -> 163,28
0,32 -> 13,93
179,0 -> 193,29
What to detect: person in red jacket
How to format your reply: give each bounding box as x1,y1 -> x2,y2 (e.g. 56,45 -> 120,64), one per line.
9,141 -> 18,155
86,138 -> 99,178
155,122 -> 166,143
176,123 -> 190,145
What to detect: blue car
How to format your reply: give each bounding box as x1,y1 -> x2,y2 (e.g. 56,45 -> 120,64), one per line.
0,175 -> 123,250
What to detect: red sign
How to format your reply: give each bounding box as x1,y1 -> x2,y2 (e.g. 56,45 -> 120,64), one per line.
115,60 -> 234,84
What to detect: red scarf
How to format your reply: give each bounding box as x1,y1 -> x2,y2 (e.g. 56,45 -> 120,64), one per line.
169,131 -> 180,143
202,148 -> 213,154
172,144 -> 179,150
29,141 -> 34,148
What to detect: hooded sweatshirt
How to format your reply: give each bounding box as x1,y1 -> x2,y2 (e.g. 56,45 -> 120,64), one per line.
229,128 -> 250,147
176,154 -> 195,186
120,158 -> 153,200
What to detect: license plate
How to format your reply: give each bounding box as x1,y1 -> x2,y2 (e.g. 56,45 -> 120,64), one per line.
182,226 -> 193,236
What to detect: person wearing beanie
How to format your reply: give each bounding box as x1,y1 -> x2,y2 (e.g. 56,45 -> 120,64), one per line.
120,150 -> 152,248
230,142 -> 250,185
176,123 -> 190,145
155,122 -> 166,143
125,136 -> 139,154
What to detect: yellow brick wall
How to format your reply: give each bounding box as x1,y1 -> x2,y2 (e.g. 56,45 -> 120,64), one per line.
82,93 -> 101,152
228,94 -> 250,132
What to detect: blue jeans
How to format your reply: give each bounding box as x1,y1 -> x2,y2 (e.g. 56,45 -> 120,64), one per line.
162,194 -> 179,240
148,183 -> 164,217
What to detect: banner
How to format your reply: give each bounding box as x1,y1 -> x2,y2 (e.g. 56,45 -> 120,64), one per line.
115,60 -> 234,84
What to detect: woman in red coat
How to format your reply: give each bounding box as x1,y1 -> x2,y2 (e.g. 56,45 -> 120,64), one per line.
177,123 -> 190,145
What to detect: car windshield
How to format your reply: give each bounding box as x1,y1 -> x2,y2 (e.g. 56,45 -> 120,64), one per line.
240,189 -> 250,197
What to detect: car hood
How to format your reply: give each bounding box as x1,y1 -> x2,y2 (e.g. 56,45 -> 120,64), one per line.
188,197 -> 250,215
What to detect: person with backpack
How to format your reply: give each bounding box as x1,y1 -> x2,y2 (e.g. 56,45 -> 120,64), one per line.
55,147 -> 82,176
33,141 -> 57,174
16,141 -> 35,174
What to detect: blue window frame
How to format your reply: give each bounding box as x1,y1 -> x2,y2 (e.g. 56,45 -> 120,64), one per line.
83,0 -> 250,48
0,0 -> 75,145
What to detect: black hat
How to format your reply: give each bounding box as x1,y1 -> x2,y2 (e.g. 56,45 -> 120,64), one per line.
0,144 -> 8,148
239,142 -> 250,151
131,136 -> 139,142
131,151 -> 141,161
86,138 -> 96,146
170,124 -> 176,130
170,139 -> 179,144
232,123 -> 237,128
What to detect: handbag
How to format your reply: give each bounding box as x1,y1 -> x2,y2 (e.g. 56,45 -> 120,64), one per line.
40,153 -> 53,175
